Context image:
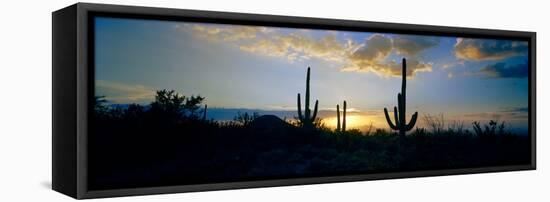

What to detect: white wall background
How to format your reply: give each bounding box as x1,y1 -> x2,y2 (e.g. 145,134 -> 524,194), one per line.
0,0 -> 547,201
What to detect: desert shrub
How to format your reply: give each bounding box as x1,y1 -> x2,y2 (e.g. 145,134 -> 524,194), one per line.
233,112 -> 259,126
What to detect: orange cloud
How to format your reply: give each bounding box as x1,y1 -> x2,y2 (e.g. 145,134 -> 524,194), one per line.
96,80 -> 155,104
454,38 -> 528,60
183,24 -> 436,78
344,34 -> 433,77
393,35 -> 439,56
239,33 -> 351,62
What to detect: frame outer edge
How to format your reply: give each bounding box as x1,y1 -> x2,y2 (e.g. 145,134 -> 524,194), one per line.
52,4 -> 79,199
67,2 -> 537,199
76,3 -> 89,199
531,32 -> 536,169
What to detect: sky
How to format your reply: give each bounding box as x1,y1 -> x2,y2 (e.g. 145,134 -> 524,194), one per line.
94,17 -> 529,132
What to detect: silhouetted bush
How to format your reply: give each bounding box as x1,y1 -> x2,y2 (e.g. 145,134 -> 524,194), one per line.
233,112 -> 259,126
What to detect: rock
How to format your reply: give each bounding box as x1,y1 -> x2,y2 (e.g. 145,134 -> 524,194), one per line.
249,115 -> 293,132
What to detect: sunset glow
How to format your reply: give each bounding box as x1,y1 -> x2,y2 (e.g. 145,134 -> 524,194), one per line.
322,114 -> 386,132
94,17 -> 529,133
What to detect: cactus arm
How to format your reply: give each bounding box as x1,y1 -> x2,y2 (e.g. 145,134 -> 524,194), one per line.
406,111 -> 418,131
342,101 -> 347,131
311,100 -> 318,121
336,104 -> 341,131
297,93 -> 303,120
384,108 -> 398,130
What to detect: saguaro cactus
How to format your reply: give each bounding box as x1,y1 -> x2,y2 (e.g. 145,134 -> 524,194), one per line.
202,104 -> 208,120
336,101 -> 347,132
384,58 -> 418,136
297,67 -> 319,127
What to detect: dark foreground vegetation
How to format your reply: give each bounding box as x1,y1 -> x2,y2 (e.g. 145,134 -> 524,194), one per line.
90,90 -> 530,190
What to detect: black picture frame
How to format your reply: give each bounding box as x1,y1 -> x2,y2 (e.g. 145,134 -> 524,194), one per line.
52,2 -> 536,199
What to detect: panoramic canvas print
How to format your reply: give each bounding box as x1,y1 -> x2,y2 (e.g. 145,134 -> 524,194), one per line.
91,17 -> 531,190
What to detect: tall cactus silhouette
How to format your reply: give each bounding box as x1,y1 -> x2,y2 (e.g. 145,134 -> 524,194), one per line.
336,101 -> 347,132
202,104 -> 208,120
384,58 -> 418,136
337,104 -> 341,131
297,67 -> 319,128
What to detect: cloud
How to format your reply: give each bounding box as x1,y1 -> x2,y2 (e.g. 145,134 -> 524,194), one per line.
441,60 -> 465,69
183,24 -> 437,77
185,24 -> 269,42
96,80 -> 156,104
460,109 -> 528,122
479,62 -> 528,78
501,107 -> 528,113
342,57 -> 433,77
350,34 -> 392,61
454,38 -> 528,60
447,72 -> 453,78
239,33 -> 352,62
342,34 -> 434,77
393,35 -> 439,56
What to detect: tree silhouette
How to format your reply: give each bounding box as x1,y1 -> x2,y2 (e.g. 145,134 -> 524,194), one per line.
184,95 -> 205,119
149,89 -> 186,122
146,89 -> 207,123
124,103 -> 145,120
93,96 -> 109,115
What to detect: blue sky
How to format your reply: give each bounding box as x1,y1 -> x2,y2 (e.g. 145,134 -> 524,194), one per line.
94,17 -> 529,131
